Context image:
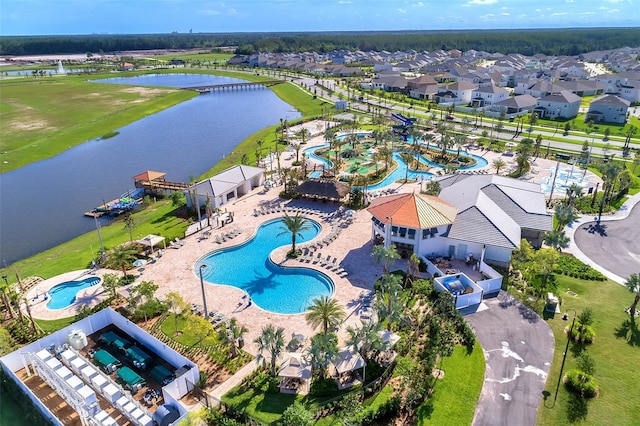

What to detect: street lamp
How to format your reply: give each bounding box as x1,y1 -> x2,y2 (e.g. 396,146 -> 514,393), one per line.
198,265 -> 209,321
386,216 -> 394,247
554,308 -> 576,405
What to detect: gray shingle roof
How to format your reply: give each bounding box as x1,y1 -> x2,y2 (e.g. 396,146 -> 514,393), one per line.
436,174 -> 551,248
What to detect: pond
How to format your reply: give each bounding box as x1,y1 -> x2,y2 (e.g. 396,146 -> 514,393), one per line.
0,74 -> 301,264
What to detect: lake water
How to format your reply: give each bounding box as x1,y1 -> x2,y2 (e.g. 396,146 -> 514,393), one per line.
0,74 -> 300,265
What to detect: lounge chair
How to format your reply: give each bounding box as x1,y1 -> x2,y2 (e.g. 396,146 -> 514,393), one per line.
312,253 -> 322,264
320,255 -> 331,267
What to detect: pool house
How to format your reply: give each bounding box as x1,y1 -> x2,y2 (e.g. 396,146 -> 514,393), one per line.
368,175 -> 552,308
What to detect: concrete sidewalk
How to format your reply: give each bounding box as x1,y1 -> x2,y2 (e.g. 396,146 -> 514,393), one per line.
564,192 -> 640,285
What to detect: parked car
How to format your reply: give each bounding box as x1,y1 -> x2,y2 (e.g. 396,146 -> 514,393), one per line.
445,115 -> 455,120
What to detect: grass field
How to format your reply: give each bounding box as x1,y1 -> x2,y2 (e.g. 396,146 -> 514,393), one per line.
0,74 -> 197,172
159,314 -> 221,347
417,342 -> 484,426
153,52 -> 234,62
536,276 -> 640,426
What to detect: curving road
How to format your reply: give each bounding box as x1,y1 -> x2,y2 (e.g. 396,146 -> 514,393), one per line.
574,202 -> 640,280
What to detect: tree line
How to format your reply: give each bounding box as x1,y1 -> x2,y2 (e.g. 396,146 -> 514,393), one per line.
1,27 -> 639,57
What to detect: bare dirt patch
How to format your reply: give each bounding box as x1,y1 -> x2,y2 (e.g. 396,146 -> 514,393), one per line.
121,87 -> 170,97
9,119 -> 54,131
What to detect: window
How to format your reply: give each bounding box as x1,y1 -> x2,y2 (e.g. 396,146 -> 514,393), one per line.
399,227 -> 407,238
391,226 -> 398,237
408,229 -> 416,240
422,229 -> 429,239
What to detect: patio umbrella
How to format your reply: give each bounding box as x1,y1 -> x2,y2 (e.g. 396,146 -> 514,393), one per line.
132,259 -> 147,267
505,141 -> 518,147
345,209 -> 356,216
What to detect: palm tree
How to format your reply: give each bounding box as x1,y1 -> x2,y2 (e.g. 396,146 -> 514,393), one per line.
107,244 -> 139,278
346,321 -> 384,360
224,317 -> 248,358
554,203 -> 578,231
492,158 -> 507,175
372,244 -> 400,275
625,273 -> 640,318
306,332 -> 339,379
377,273 -> 404,330
278,213 -> 311,255
406,253 -> 421,282
534,134 -> 543,158
254,324 -> 285,376
566,183 -> 583,206
305,296 -> 346,335
543,230 -> 570,252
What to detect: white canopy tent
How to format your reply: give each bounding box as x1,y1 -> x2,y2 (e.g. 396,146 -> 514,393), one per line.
137,234 -> 166,252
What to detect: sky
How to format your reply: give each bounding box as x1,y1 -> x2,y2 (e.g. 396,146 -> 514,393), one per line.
1,0 -> 638,36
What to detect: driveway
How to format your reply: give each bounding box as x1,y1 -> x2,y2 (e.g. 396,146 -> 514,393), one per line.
466,292 -> 555,426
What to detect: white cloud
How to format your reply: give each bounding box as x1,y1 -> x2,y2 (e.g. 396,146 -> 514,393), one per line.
413,2 -> 424,6
200,9 -> 221,15
397,8 -> 407,14
552,12 -> 567,16
468,0 -> 498,4
338,1 -> 352,4
608,8 -> 620,13
501,12 -> 510,15
482,13 -> 495,18
579,11 -> 596,15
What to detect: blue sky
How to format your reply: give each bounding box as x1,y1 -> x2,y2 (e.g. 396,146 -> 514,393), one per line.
1,0 -> 638,36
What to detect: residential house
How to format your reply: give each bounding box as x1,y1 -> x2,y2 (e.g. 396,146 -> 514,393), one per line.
471,85 -> 509,108
491,94 -> 538,115
534,90 -> 582,119
436,81 -> 478,105
585,94 -> 630,124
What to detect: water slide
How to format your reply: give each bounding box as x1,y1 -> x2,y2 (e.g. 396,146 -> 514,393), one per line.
391,113 -> 417,140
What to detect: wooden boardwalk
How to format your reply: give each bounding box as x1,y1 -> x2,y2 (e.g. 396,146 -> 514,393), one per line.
181,80 -> 284,93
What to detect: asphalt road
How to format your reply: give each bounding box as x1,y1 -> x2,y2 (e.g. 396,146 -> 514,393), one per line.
573,202 -> 640,279
466,292 -> 555,426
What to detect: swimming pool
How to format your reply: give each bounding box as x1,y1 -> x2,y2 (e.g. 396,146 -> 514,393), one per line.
46,277 -> 102,310
304,143 -> 488,191
195,218 -> 334,314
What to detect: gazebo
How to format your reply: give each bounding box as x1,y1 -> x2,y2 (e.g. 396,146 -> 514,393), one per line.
331,349 -> 366,390
278,353 -> 312,394
137,234 -> 166,254
295,179 -> 350,202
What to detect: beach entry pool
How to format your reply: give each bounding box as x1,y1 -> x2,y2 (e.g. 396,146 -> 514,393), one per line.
195,218 -> 333,314
46,277 -> 102,310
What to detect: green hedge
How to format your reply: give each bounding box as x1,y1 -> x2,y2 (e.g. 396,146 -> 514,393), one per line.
554,254 -> 605,281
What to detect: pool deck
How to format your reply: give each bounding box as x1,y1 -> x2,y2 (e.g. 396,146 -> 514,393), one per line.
24,126 -> 601,357
25,269 -> 108,320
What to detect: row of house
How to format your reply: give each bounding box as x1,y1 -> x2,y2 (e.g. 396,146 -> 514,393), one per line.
229,46 -> 639,123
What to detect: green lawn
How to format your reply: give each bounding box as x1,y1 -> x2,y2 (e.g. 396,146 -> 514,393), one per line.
417,341 -> 485,426
35,316 -> 77,333
0,75 -> 196,172
537,276 -> 640,425
159,314 -> 220,347
222,386 -> 300,425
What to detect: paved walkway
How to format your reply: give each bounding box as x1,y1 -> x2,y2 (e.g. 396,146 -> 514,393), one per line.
209,360 -> 259,403
565,192 -> 640,285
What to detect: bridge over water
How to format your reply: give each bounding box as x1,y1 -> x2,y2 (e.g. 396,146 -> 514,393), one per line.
181,80 -> 284,93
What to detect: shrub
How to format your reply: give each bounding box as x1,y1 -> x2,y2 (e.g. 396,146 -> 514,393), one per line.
554,254 -> 605,281
565,369 -> 599,398
567,322 -> 596,344
310,376 -> 339,396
